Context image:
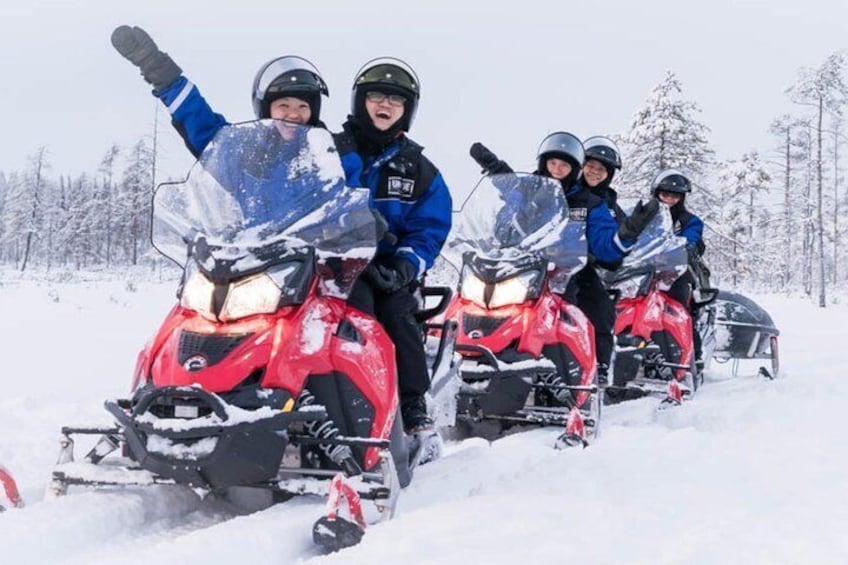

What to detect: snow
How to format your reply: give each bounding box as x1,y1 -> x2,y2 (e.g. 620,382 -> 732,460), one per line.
1,272 -> 846,564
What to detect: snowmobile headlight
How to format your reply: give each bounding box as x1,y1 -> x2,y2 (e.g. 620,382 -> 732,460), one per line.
489,271 -> 537,309
219,273 -> 282,322
614,273 -> 652,299
180,270 -> 216,321
460,270 -> 486,308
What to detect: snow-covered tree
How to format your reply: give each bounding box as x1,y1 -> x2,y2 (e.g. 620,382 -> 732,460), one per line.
618,71 -> 715,198
2,147 -> 51,271
98,145 -> 121,266
116,140 -> 154,265
711,152 -> 773,288
786,51 -> 848,306
768,114 -> 814,289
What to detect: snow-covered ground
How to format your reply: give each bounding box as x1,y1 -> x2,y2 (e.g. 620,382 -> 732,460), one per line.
1,271 -> 846,564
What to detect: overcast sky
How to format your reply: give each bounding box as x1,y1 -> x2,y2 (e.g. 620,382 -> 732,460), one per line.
2,0 -> 847,198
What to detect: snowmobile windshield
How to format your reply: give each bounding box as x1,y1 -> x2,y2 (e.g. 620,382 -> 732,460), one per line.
152,121 -> 376,297
608,203 -> 688,288
444,173 -> 587,294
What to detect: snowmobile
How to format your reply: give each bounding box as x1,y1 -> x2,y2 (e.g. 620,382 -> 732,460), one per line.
604,206 -> 718,406
49,121 -> 449,552
0,464 -> 23,511
712,290 -> 780,379
434,173 -> 599,448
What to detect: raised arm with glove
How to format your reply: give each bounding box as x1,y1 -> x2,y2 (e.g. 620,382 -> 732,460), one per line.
470,142 -> 514,175
111,26 -> 182,91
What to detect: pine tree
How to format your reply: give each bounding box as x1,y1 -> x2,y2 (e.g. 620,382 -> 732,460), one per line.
98,145 -> 121,266
3,147 -> 51,271
619,71 -> 715,198
117,139 -> 154,265
711,153 -> 772,287
787,51 -> 848,306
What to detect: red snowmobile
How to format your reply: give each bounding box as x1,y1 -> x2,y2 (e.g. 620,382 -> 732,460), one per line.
434,173 -> 599,448
0,464 -> 23,511
50,122 -> 445,552
604,207 -> 717,406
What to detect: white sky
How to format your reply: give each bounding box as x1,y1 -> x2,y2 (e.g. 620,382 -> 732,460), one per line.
2,0 -> 847,197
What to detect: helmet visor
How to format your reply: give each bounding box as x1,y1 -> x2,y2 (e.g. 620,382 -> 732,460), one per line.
583,136 -> 622,169
654,170 -> 691,193
537,132 -> 585,165
354,58 -> 420,98
255,56 -> 328,100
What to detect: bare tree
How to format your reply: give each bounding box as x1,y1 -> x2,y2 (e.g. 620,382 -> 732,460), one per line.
787,51 -> 848,306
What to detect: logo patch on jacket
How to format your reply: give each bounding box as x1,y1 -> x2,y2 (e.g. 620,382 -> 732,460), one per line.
569,208 -> 588,221
387,176 -> 415,198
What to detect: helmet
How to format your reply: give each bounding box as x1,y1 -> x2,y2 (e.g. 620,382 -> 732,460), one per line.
536,131 -> 585,174
652,169 -> 692,195
251,56 -> 329,123
583,136 -> 622,170
351,57 -> 420,131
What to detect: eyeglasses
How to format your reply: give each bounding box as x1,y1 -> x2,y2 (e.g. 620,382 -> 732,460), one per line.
365,91 -> 407,106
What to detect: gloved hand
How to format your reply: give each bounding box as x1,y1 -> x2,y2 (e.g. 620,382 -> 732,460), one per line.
618,198 -> 660,242
371,209 -> 397,245
111,25 -> 182,91
470,142 -> 513,175
363,257 -> 417,293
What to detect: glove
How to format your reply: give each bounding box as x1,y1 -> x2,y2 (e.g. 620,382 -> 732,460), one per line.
618,199 -> 660,242
371,209 -> 397,245
111,25 -> 182,91
363,257 -> 417,293
470,142 -> 513,175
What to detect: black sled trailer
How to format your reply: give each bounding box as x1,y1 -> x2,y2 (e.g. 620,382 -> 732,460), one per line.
711,290 -> 780,379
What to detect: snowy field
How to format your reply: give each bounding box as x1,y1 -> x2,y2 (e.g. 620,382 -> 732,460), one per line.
0,269 -> 846,564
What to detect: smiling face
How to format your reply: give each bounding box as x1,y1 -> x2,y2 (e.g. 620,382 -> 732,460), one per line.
364,90 -> 406,131
545,157 -> 573,181
268,96 -> 312,125
582,159 -> 609,187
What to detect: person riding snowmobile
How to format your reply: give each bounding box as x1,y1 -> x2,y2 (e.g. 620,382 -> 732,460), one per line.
335,58 -> 453,432
650,169 -> 708,369
573,135 -> 628,383
581,136 -> 627,228
469,132 -> 659,388
110,26 -> 453,434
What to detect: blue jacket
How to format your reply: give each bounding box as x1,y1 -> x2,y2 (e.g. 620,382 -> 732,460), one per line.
673,207 -> 705,254
333,122 -> 452,277
562,183 -> 631,266
155,77 -> 451,276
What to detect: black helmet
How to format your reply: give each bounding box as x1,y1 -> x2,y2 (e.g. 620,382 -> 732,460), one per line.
583,136 -> 622,170
351,57 -> 420,131
652,169 -> 692,195
251,56 -> 328,124
536,131 -> 585,175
